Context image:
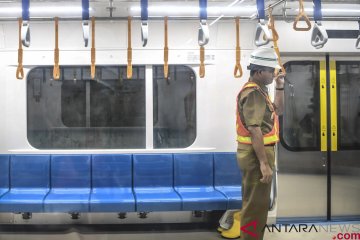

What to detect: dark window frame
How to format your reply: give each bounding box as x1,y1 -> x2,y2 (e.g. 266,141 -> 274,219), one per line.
26,64 -> 198,150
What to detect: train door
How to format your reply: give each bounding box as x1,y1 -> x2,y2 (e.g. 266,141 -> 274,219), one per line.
276,57 -> 360,221
277,58 -> 327,221
329,58 -> 360,221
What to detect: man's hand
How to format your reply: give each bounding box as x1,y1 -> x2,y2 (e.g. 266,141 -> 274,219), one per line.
275,73 -> 286,87
248,126 -> 273,184
260,162 -> 273,184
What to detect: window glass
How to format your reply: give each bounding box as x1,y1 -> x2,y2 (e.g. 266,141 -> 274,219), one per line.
281,61 -> 320,150
27,66 -> 145,149
337,62 -> 360,149
153,65 -> 196,148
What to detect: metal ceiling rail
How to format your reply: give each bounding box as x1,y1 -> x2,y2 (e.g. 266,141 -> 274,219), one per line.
0,0 -> 360,22
266,0 -> 286,11
0,16 -> 360,22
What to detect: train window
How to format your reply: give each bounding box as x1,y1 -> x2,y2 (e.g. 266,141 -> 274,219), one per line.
337,62 -> 360,150
27,66 -> 146,149
281,61 -> 320,151
153,66 -> 196,148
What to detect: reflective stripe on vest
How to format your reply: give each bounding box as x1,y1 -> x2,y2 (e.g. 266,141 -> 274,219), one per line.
236,82 -> 280,145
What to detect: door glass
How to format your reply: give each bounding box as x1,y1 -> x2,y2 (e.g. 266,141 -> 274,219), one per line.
282,61 -> 320,151
337,62 -> 360,149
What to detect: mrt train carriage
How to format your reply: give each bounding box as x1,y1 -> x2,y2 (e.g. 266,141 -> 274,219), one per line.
0,0 -> 359,228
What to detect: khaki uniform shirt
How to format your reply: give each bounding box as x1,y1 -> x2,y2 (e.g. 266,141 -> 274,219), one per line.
237,81 -> 275,149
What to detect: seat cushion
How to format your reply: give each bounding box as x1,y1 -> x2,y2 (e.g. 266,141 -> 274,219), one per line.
90,188 -> 135,212
0,189 -> 8,198
135,188 -> 181,211
176,188 -> 227,211
44,190 -> 90,212
215,186 -> 242,209
0,191 -> 48,212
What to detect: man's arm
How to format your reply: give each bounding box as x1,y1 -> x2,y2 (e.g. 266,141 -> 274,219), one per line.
248,126 -> 273,184
273,73 -> 285,115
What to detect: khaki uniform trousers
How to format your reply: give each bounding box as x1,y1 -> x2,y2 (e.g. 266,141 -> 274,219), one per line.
237,143 -> 275,240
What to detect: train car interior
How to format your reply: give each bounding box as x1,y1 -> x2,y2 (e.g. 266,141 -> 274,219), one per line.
0,0 -> 359,239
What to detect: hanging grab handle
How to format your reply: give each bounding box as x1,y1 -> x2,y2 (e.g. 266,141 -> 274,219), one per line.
127,16 -> 133,79
91,16 -> 96,79
21,0 -> 30,47
141,0 -> 148,47
164,17 -> 169,79
293,0 -> 311,31
234,17 -> 242,78
82,0 -> 90,47
53,17 -> 60,80
255,20 -> 272,46
356,21 -> 360,49
16,18 -> 24,80
311,22 -> 328,49
254,0 -> 272,46
198,0 -> 209,46
311,0 -> 328,49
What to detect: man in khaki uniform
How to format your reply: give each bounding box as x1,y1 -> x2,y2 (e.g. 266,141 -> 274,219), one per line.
237,47 -> 284,240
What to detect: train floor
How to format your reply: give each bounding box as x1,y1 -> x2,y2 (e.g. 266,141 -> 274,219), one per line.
1,222 -> 359,240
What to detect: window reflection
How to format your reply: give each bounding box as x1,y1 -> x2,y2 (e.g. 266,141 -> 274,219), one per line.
282,62 -> 320,150
337,62 -> 360,149
27,66 -> 145,149
153,65 -> 196,148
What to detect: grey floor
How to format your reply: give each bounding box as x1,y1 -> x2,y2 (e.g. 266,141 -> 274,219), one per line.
1,223 -> 359,240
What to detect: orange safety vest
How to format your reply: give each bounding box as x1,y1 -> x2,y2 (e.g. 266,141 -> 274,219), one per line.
236,82 -> 280,145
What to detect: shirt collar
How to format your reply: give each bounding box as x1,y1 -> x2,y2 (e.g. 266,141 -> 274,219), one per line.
248,79 -> 268,93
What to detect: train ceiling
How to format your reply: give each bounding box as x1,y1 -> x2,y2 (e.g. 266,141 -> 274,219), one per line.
0,0 -> 359,2
0,0 -> 359,20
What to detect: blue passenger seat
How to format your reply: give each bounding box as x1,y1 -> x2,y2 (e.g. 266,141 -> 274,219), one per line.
90,154 -> 135,212
214,153 -> 242,209
0,155 -> 50,212
44,155 -> 91,212
133,154 -> 181,211
174,153 -> 227,211
0,155 -> 9,198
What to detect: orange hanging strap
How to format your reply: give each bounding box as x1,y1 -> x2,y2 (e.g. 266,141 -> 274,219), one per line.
268,8 -> 286,75
164,17 -> 169,79
234,17 -> 243,78
127,16 -> 133,79
273,39 -> 286,75
293,0 -> 311,31
16,18 -> 24,80
53,17 -> 60,80
91,16 -> 96,79
267,9 -> 279,42
199,46 -> 205,78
